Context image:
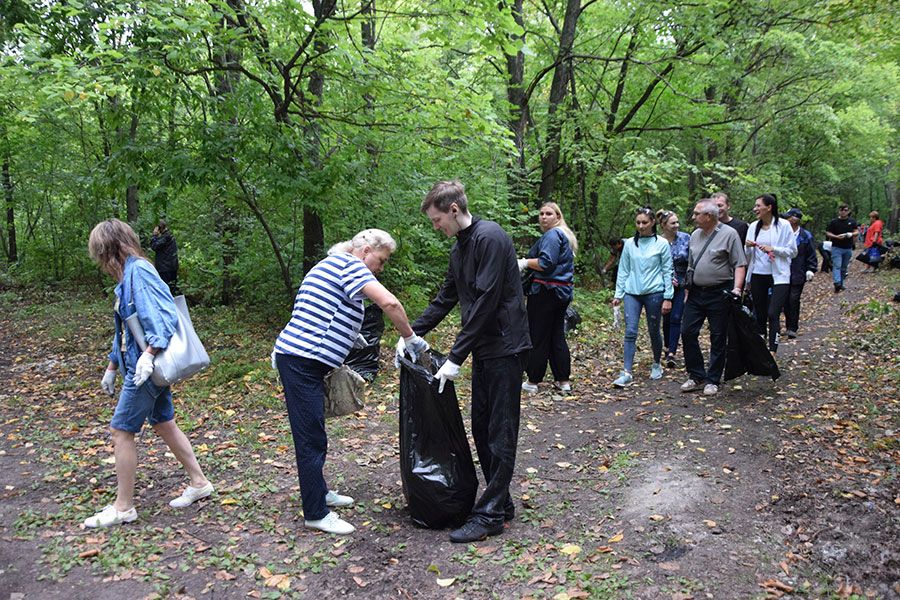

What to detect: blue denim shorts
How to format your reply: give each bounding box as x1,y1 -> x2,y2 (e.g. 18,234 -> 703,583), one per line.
110,370 -> 174,433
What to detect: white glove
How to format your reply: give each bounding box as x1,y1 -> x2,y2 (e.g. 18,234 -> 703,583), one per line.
101,368 -> 117,396
805,270 -> 814,282
394,334 -> 430,367
271,349 -> 278,370
612,305 -> 621,328
132,352 -> 155,387
434,360 -> 461,393
352,333 -> 368,349
517,258 -> 529,272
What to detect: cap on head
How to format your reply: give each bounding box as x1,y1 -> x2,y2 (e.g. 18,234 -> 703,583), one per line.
781,208 -> 803,219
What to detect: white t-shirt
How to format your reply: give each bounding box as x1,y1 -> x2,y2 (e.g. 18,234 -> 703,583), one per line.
751,227 -> 775,275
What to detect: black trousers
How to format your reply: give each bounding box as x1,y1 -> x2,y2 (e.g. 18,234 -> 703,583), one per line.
469,352 -> 526,527
783,282 -> 805,333
749,275 -> 789,352
681,284 -> 730,386
525,288 -> 571,383
158,269 -> 180,296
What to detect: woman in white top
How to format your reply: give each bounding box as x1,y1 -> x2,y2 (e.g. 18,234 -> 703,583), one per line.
745,194 -> 797,353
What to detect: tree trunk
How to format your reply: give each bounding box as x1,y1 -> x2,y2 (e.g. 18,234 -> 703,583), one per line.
504,0 -> 528,206
361,0 -> 378,163
537,0 -> 580,205
3,156 -> 16,264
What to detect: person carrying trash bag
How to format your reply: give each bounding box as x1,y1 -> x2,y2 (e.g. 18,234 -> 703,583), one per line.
723,291 -> 781,382
397,351 -> 478,529
272,229 -> 428,536
397,180 -> 531,543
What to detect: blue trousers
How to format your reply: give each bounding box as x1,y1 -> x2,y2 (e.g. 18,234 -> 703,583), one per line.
276,353 -> 333,521
622,292 -> 664,373
831,247 -> 852,287
662,286 -> 686,355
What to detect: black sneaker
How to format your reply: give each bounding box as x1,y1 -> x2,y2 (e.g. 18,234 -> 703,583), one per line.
504,503 -> 515,522
665,353 -> 676,368
834,283 -> 841,293
449,520 -> 504,543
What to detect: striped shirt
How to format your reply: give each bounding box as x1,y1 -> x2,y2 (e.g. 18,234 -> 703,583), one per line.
274,253 -> 375,368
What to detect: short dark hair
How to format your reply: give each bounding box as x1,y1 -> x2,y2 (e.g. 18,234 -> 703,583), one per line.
838,204 -> 850,211
421,180 -> 469,214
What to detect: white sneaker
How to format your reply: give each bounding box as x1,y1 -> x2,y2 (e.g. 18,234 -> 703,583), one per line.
649,363 -> 663,380
680,379 -> 702,392
169,482 -> 215,508
612,372 -> 633,388
703,384 -> 719,396
522,382 -> 539,393
553,382 -> 572,392
325,490 -> 354,507
305,511 -> 355,535
84,505 -> 138,528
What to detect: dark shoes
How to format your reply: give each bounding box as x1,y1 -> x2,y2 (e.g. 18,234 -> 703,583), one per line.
665,352 -> 676,368
449,520 -> 504,543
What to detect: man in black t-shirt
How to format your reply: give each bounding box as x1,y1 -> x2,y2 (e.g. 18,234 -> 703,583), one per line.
712,192 -> 748,245
825,204 -> 859,292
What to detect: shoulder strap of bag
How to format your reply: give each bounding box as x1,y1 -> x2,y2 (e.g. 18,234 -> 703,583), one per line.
689,228 -> 719,270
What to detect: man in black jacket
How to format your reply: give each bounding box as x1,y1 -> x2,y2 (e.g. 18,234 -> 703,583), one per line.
781,208 -> 817,338
150,220 -> 179,295
406,180 -> 531,543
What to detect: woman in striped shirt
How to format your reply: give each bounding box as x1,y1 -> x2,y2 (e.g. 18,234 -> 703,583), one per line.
272,229 -> 428,535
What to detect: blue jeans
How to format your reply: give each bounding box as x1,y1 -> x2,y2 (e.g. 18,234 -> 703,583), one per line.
110,367 -> 174,433
276,353 -> 333,522
622,292 -> 664,373
831,247 -> 852,286
662,286 -> 686,355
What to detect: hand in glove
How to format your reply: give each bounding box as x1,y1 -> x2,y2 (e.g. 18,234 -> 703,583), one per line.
271,349 -> 278,370
434,360 -> 460,393
101,367 -> 117,396
352,333 -> 368,350
517,258 -> 529,272
805,270 -> 814,282
132,351 -> 155,387
394,334 -> 430,367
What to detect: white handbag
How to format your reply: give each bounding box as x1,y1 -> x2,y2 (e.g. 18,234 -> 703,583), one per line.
126,295 -> 210,386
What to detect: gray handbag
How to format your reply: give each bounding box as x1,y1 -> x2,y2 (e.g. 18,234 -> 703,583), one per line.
126,295 -> 210,386
324,365 -> 366,418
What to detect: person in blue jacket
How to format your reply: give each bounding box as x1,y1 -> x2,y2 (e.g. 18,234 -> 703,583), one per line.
519,202 -> 577,393
612,207 -> 674,387
85,219 -> 212,528
781,208 -> 817,338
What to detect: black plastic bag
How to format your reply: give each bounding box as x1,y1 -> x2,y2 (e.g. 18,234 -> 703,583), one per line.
398,351 -> 478,529
723,292 -> 780,381
344,303 -> 385,382
564,305 -> 581,333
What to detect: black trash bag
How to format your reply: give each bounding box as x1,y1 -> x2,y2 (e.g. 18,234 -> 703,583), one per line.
723,291 -> 780,382
398,350 -> 478,529
564,305 -> 581,333
344,303 -> 385,382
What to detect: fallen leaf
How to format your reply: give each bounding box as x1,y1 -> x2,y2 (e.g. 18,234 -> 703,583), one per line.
258,567 -> 272,579
78,549 -> 100,559
215,570 -> 236,581
608,532 -> 624,543
348,566 -> 365,574
560,544 -> 581,556
436,577 -> 456,587
353,576 -> 367,587
649,514 -> 665,522
703,520 -> 717,528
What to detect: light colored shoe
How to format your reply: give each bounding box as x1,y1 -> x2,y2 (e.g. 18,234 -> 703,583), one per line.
325,490 -> 354,508
650,363 -> 663,380
169,482 -> 215,508
703,384 -> 719,396
84,505 -> 138,528
522,382 -> 539,393
553,382 -> 572,392
305,511 -> 355,535
612,372 -> 633,388
680,379 -> 702,392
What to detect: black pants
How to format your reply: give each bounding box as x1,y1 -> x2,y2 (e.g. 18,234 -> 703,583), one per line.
749,275 -> 789,352
158,269 -> 180,296
525,288 -> 571,383
681,285 -> 730,385
469,352 -> 525,527
783,282 -> 805,333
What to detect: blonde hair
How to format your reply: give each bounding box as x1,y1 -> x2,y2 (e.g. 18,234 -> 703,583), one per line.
88,218 -> 147,280
328,228 -> 397,256
541,202 -> 579,255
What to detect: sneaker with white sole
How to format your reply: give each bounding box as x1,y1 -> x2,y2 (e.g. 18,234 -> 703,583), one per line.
521,382 -> 539,393
650,363 -> 663,380
680,378 -> 702,392
553,382 -> 572,392
169,482 -> 215,508
612,372 -> 633,388
305,511 -> 355,535
83,505 -> 138,528
325,490 -> 354,508
703,384 -> 719,396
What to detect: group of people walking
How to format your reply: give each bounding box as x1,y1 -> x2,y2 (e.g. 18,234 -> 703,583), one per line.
82,184 -> 870,544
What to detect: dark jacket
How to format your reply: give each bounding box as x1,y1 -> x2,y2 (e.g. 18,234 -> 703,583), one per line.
525,227 -> 574,302
150,231 -> 179,274
413,217 -> 531,364
789,227 -> 817,285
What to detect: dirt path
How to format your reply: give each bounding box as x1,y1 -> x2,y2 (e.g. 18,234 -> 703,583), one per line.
0,266 -> 897,599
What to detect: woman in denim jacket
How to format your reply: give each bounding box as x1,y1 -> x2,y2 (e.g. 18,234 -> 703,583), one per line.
84,219 -> 212,528
657,210 -> 691,367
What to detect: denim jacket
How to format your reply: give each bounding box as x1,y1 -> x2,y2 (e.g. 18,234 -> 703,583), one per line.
108,257 -> 178,376
525,227 -> 575,302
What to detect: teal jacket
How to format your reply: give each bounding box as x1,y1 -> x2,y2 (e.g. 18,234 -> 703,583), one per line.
614,235 -> 674,300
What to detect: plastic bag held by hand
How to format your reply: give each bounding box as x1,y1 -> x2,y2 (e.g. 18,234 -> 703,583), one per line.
612,305 -> 622,328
